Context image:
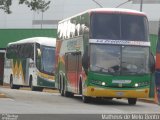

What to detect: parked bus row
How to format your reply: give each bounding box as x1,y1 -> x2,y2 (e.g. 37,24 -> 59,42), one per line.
3,8 -> 159,105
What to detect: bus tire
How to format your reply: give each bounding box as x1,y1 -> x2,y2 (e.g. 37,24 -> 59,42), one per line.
82,95 -> 91,103
64,84 -> 74,97
128,98 -> 137,105
79,79 -> 82,95
64,91 -> 73,97
63,78 -> 73,97
36,87 -> 43,92
32,87 -> 43,92
29,76 -> 41,92
10,75 -> 20,89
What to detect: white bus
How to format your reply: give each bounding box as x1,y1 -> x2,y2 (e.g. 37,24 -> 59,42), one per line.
4,37 -> 56,91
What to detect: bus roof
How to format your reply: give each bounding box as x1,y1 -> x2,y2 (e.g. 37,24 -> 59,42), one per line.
8,37 -> 56,47
59,8 -> 146,23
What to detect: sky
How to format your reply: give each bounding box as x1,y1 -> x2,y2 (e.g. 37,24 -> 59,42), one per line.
0,0 -> 160,29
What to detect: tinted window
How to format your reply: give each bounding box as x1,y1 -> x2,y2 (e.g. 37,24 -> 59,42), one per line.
90,44 -> 120,74
91,13 -> 148,41
41,46 -> 55,75
91,14 -> 120,40
90,44 -> 150,75
121,14 -> 148,41
121,46 -> 149,75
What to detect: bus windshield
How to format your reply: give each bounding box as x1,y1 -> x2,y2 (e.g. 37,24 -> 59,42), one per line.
121,46 -> 150,75
90,44 -> 150,75
41,46 -> 55,75
91,13 -> 148,41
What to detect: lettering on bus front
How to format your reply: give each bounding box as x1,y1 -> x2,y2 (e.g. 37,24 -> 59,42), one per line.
89,39 -> 150,46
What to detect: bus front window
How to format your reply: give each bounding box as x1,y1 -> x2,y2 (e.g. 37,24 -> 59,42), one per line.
91,13 -> 120,40
91,13 -> 149,41
121,15 -> 148,41
41,46 -> 55,75
121,46 -> 150,75
90,44 -> 120,74
90,44 -> 150,75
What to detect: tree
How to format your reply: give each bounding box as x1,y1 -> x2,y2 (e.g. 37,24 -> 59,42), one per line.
0,0 -> 51,14
0,0 -> 12,14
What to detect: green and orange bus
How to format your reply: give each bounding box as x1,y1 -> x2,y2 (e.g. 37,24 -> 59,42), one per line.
55,8 -> 154,104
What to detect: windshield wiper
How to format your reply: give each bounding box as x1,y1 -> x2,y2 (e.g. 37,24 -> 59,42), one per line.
95,65 -> 108,72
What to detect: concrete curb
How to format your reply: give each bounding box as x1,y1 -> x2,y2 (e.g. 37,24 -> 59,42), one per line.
0,93 -> 7,98
138,98 -> 155,104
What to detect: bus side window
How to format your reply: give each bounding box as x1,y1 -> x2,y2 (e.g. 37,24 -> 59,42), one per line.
36,47 -> 42,70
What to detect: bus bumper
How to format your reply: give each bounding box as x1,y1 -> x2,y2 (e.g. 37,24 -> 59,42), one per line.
84,86 -> 149,98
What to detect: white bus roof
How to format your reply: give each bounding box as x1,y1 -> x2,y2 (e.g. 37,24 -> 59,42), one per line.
8,37 -> 56,47
59,8 -> 146,23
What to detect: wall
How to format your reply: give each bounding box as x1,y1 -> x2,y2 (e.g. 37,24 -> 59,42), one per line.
0,29 -> 56,48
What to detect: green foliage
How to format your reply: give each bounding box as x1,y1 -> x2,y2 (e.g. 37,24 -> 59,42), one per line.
0,0 -> 12,14
0,0 -> 51,14
19,0 -> 51,12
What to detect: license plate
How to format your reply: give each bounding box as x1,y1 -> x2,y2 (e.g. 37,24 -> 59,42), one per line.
112,80 -> 131,84
116,92 -> 124,96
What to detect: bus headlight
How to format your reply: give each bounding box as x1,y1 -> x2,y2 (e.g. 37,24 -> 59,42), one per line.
102,82 -> 106,86
135,83 -> 139,87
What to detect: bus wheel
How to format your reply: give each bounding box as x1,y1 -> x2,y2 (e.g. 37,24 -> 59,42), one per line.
128,98 -> 137,105
32,86 -> 43,92
10,75 -> 20,89
64,85 -> 74,97
36,87 -> 43,92
64,91 -> 74,97
29,76 -> 40,91
63,79 -> 73,97
79,79 -> 82,95
82,95 -> 91,103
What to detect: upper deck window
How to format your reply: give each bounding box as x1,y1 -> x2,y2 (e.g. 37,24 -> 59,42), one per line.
90,13 -> 149,41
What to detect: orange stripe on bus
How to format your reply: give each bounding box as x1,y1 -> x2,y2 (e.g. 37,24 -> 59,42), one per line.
156,53 -> 160,69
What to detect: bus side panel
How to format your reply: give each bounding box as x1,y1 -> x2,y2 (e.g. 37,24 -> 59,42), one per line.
55,12 -> 90,93
156,53 -> 160,69
3,58 -> 12,84
12,58 -> 27,85
36,71 -> 55,88
28,58 -> 36,86
55,40 -> 63,89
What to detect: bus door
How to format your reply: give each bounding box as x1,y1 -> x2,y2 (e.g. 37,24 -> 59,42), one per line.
20,44 -> 31,85
65,52 -> 81,93
25,58 -> 29,85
